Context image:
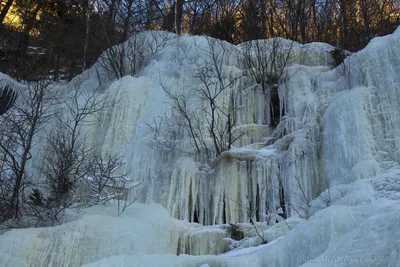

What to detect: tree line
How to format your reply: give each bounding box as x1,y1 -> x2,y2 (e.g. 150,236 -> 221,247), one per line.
0,0 -> 399,81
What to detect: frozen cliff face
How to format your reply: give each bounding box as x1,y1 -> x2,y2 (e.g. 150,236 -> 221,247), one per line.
319,33 -> 400,185
7,28 -> 397,224
2,27 -> 400,266
65,32 -> 336,223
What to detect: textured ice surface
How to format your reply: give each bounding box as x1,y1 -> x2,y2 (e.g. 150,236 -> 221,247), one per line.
50,32 -> 338,223
0,204 -> 188,267
1,27 -> 400,266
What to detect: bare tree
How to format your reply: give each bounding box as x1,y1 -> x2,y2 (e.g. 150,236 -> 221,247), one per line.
25,86 -> 113,225
83,0 -> 95,70
193,38 -> 241,157
229,194 -> 267,243
160,83 -> 207,157
144,112 -> 181,152
228,188 -> 287,244
310,182 -> 351,212
151,38 -> 242,161
98,31 -> 172,80
116,177 -> 141,216
241,37 -> 295,126
0,79 -> 54,223
82,154 -> 129,206
22,84 -> 140,225
289,175 -> 312,219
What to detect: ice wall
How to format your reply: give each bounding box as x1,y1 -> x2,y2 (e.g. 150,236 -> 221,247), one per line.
117,33 -> 333,223
179,225 -> 229,256
320,29 -> 400,184
2,27 -> 400,266
3,28 -> 399,224
18,30 -> 336,223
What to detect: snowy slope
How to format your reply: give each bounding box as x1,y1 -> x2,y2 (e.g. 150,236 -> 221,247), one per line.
1,27 -> 400,266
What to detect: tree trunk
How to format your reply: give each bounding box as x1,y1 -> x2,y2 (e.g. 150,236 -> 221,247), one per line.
260,0 -> 267,38
121,0 -> 134,42
17,2 -> 41,57
299,0 -> 307,43
0,0 -> 13,25
83,0 -> 91,70
162,4 -> 174,32
54,53 -> 60,81
174,0 -> 184,34
339,0 -> 349,48
107,0 -> 117,26
267,1 -> 275,37
146,0 -> 156,29
105,0 -> 118,41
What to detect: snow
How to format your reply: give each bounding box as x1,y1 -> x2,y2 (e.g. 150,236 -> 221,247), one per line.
1,27 -> 400,266
373,166 -> 400,200
0,204 -> 188,267
0,72 -> 27,91
180,225 -> 229,256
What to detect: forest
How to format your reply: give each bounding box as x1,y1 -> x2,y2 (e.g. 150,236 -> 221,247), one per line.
0,0 -> 399,81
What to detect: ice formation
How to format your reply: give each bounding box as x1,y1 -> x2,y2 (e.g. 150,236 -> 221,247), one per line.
1,27 -> 400,266
0,72 -> 25,115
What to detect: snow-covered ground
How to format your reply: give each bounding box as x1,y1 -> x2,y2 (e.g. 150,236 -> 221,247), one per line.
1,27 -> 400,266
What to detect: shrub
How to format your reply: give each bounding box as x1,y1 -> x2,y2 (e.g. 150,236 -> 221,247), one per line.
226,223 -> 245,240
331,48 -> 347,67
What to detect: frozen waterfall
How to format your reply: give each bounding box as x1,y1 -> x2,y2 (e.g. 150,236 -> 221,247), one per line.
1,27 -> 400,266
